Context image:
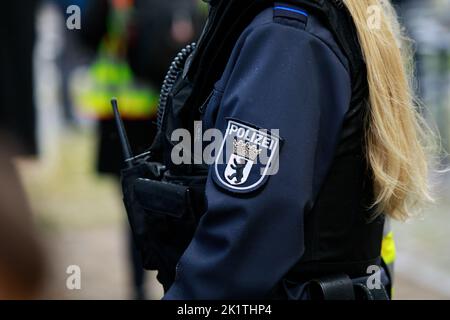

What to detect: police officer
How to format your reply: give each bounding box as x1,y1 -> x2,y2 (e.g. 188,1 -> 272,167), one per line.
119,0 -> 432,300
164,0 -> 371,299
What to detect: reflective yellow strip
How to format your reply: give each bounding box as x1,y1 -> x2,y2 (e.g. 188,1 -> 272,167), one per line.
381,231 -> 396,265
78,88 -> 159,119
90,59 -> 132,86
118,91 -> 159,119
78,91 -> 112,118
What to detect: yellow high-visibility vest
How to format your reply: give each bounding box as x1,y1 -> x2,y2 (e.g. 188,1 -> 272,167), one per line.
76,0 -> 159,120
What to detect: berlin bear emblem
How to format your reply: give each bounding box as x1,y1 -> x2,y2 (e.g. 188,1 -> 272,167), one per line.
213,119 -> 281,193
226,154 -> 248,185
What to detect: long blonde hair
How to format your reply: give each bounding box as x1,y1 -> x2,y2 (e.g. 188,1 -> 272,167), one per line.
343,0 -> 434,220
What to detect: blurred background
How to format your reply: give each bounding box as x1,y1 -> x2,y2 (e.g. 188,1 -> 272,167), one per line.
0,0 -> 449,300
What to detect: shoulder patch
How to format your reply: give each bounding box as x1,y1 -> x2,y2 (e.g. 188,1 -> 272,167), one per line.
213,119 -> 282,194
273,2 -> 308,26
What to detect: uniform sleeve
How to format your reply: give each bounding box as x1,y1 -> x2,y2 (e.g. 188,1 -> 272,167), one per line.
164,21 -> 352,299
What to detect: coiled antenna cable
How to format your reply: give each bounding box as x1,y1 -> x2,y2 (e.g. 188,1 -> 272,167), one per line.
156,43 -> 197,131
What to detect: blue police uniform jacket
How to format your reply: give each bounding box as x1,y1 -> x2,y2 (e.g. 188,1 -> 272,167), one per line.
164,6 -> 355,299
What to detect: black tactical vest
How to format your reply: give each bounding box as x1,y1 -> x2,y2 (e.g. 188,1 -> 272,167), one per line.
122,0 -> 385,293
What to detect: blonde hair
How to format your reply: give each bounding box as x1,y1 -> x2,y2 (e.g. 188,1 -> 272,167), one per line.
343,0 -> 434,220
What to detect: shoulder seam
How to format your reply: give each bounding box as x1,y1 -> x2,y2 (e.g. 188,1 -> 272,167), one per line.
299,28 -> 350,74
248,21 -> 350,75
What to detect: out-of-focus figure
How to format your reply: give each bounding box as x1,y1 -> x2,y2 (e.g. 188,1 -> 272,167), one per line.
0,1 -> 39,157
0,1 -> 46,298
51,0 -> 91,125
395,0 -> 450,155
75,0 -> 205,299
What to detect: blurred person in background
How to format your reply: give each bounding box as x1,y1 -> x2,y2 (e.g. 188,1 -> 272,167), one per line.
390,0 -> 424,93
0,1 -> 39,157
0,1 -> 46,298
391,0 -> 450,156
76,0 -> 205,299
52,0 -> 91,125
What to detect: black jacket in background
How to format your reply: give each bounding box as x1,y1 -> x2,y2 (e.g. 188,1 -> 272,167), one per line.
0,1 -> 38,156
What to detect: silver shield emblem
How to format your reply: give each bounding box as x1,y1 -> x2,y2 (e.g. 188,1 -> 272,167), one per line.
213,119 -> 281,193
